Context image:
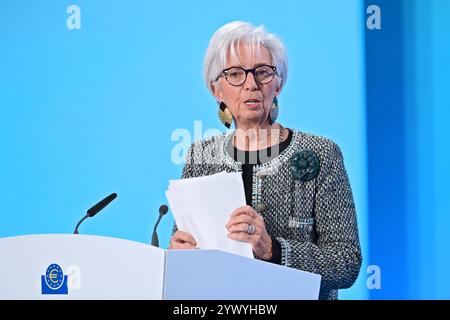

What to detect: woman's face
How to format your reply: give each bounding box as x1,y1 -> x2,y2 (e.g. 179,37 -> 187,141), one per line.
212,43 -> 281,128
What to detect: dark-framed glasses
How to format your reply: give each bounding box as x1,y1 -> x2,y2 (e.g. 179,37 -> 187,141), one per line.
216,65 -> 278,86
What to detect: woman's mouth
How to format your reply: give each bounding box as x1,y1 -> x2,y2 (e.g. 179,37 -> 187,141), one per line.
244,99 -> 261,108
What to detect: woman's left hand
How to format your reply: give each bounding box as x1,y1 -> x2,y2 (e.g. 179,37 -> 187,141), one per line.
225,205 -> 273,260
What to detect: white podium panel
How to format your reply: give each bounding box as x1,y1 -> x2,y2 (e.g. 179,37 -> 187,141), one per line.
0,234 -> 165,299
164,249 -> 321,300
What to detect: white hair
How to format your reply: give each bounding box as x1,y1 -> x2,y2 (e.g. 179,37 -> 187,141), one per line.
203,21 -> 288,95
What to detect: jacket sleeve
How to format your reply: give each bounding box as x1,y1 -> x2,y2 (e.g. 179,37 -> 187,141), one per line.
276,142 -> 362,290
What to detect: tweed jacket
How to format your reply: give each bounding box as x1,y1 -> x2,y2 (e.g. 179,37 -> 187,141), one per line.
178,128 -> 362,300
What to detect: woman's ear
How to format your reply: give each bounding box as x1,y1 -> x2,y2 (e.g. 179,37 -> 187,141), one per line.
211,81 -> 223,102
274,78 -> 283,96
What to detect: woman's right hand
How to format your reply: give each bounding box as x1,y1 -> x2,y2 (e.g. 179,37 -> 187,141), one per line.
168,230 -> 197,249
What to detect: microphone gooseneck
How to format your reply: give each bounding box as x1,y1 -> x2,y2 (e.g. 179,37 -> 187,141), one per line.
151,204 -> 168,247
74,214 -> 89,234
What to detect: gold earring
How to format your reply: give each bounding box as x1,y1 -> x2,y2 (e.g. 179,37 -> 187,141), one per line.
218,101 -> 233,128
269,97 -> 279,124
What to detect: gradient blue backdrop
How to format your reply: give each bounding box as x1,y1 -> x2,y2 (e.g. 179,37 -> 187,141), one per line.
365,0 -> 450,299
0,0 -> 448,299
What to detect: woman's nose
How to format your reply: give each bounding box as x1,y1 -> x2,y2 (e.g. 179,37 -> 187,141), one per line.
243,72 -> 258,90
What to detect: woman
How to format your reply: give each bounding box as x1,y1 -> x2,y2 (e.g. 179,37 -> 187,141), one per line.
169,21 -> 362,300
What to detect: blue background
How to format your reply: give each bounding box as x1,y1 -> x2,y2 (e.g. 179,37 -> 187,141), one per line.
0,0 -> 448,299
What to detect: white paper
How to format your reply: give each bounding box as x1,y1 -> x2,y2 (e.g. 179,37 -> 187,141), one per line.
166,172 -> 254,259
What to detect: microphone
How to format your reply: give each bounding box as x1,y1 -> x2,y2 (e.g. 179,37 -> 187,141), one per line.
74,193 -> 117,234
151,204 -> 168,247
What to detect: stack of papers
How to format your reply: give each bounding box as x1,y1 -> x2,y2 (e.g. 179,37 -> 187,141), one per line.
165,172 -> 254,259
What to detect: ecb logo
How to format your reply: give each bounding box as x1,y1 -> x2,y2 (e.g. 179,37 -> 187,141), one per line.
41,264 -> 68,295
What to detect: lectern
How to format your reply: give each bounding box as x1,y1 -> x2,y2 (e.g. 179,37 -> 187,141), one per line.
0,234 -> 321,299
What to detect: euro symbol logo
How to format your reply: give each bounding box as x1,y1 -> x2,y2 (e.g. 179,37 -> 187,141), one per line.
41,263 -> 69,295
49,269 -> 59,283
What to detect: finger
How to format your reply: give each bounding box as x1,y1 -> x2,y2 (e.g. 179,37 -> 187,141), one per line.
169,240 -> 195,249
170,242 -> 197,250
227,232 -> 256,244
169,238 -> 196,250
227,223 -> 258,234
226,215 -> 253,228
174,231 -> 197,245
230,205 -> 256,218
246,207 -> 258,219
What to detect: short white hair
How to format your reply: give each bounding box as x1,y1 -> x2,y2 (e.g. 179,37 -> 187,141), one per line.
203,21 -> 288,95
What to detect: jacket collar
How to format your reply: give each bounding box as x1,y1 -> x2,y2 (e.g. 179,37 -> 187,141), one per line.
221,128 -> 301,173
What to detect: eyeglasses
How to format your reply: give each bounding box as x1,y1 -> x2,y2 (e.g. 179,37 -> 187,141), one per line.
216,65 -> 278,86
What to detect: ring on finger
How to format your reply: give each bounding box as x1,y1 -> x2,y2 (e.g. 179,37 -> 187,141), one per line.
246,224 -> 256,235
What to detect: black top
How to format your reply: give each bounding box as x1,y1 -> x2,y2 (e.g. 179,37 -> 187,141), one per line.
227,129 -> 293,264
